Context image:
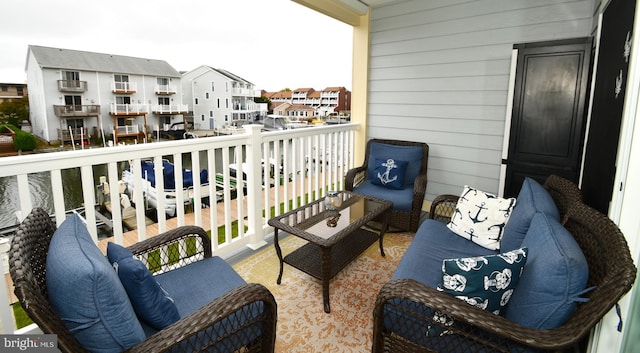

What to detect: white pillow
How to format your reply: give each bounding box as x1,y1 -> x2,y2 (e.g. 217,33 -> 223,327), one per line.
447,186 -> 516,250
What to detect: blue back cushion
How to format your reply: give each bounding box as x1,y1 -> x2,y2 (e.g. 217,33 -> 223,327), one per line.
367,142 -> 423,187
504,212 -> 589,329
106,242 -> 181,330
501,177 -> 560,252
46,214 -> 145,353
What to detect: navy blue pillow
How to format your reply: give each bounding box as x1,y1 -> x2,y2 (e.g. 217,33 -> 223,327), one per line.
107,242 -> 180,330
371,158 -> 407,190
438,248 -> 528,315
367,142 -> 423,186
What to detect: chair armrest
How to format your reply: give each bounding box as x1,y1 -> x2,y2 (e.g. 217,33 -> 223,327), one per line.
345,165 -> 368,191
126,283 -> 277,353
127,226 -> 212,271
373,278 -> 588,352
429,194 -> 459,223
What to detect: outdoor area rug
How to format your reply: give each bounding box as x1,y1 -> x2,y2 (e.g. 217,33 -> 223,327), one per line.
232,231 -> 413,352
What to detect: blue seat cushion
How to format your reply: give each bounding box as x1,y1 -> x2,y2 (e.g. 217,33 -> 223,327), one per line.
504,212 -> 589,329
149,256 -> 263,353
106,242 -> 180,330
371,158 -> 407,190
367,142 -> 423,187
392,220 -> 498,287
501,177 -> 560,252
354,180 -> 414,211
154,256 -> 246,317
46,214 -> 145,353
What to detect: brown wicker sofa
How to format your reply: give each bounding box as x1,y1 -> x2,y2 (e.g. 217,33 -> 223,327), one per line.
9,208 -> 277,353
372,175 -> 636,353
345,138 -> 429,232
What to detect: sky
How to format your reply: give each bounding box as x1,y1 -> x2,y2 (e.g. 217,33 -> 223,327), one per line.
0,0 -> 353,92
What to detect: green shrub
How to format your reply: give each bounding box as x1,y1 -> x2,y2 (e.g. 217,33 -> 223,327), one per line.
14,130 -> 36,151
3,124 -> 36,152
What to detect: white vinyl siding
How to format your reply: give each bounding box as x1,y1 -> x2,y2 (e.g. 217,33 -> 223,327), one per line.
367,0 -> 595,200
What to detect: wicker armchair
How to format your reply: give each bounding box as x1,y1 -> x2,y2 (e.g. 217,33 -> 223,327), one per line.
9,208 -> 277,353
372,176 -> 636,353
345,138 -> 429,232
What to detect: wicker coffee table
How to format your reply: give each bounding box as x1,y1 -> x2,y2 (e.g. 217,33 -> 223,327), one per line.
268,190 -> 392,313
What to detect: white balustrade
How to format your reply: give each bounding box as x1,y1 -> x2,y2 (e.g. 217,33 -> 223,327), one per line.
0,123 -> 357,333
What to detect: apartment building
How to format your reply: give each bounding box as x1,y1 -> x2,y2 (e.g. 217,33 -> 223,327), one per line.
181,65 -> 266,131
0,83 -> 27,104
263,86 -> 350,117
25,45 -> 187,144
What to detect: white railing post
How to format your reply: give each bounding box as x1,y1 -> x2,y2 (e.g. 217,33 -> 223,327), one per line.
244,124 -> 267,250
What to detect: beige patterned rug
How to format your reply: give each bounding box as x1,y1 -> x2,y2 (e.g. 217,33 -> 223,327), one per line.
232,231 -> 413,352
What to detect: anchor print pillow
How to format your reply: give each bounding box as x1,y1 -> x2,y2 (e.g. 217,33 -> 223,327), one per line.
438,247 -> 528,315
447,185 -> 516,250
371,158 -> 407,190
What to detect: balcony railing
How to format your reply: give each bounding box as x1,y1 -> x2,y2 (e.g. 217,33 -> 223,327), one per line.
115,125 -> 141,135
110,103 -> 149,115
155,84 -> 177,95
0,123 -> 357,334
152,104 -> 188,114
53,104 -> 101,117
232,88 -> 261,97
111,82 -> 137,93
57,80 -> 87,92
58,127 -> 91,143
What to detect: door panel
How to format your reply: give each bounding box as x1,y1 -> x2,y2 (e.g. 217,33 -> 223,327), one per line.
504,38 -> 592,198
581,0 -> 636,214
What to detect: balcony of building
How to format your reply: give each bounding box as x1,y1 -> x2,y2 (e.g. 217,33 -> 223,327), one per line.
151,104 -> 188,115
53,104 -> 101,118
155,84 -> 177,95
57,80 -> 87,93
110,103 -> 149,116
111,82 -> 137,94
0,123 -> 357,336
232,87 -> 261,97
57,127 -> 91,144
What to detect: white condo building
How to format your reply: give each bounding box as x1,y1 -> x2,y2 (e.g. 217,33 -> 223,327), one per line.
26,45 -> 188,144
181,65 -> 266,131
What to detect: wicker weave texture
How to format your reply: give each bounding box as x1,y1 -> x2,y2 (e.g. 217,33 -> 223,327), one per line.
372,175 -> 636,353
9,208 -> 277,353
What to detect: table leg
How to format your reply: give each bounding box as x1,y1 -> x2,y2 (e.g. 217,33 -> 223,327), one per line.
274,229 -> 284,285
378,214 -> 389,257
321,247 -> 331,313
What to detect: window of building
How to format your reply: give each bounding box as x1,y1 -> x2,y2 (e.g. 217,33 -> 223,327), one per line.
226,99 -> 229,108
217,99 -> 220,108
212,82 -> 215,91
206,92 -> 209,99
115,96 -> 131,105
157,77 -> 169,86
114,74 -> 130,91
201,115 -> 205,121
64,95 -> 82,111
158,97 -> 170,106
195,98 -> 199,105
1,86 -> 7,92
209,111 -> 213,117
66,118 -> 84,129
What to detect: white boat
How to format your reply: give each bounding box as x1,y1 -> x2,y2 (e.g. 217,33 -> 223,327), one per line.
122,159 -> 216,217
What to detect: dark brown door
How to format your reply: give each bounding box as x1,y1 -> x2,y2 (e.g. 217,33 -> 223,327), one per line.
581,0 -> 636,214
503,38 -> 592,197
